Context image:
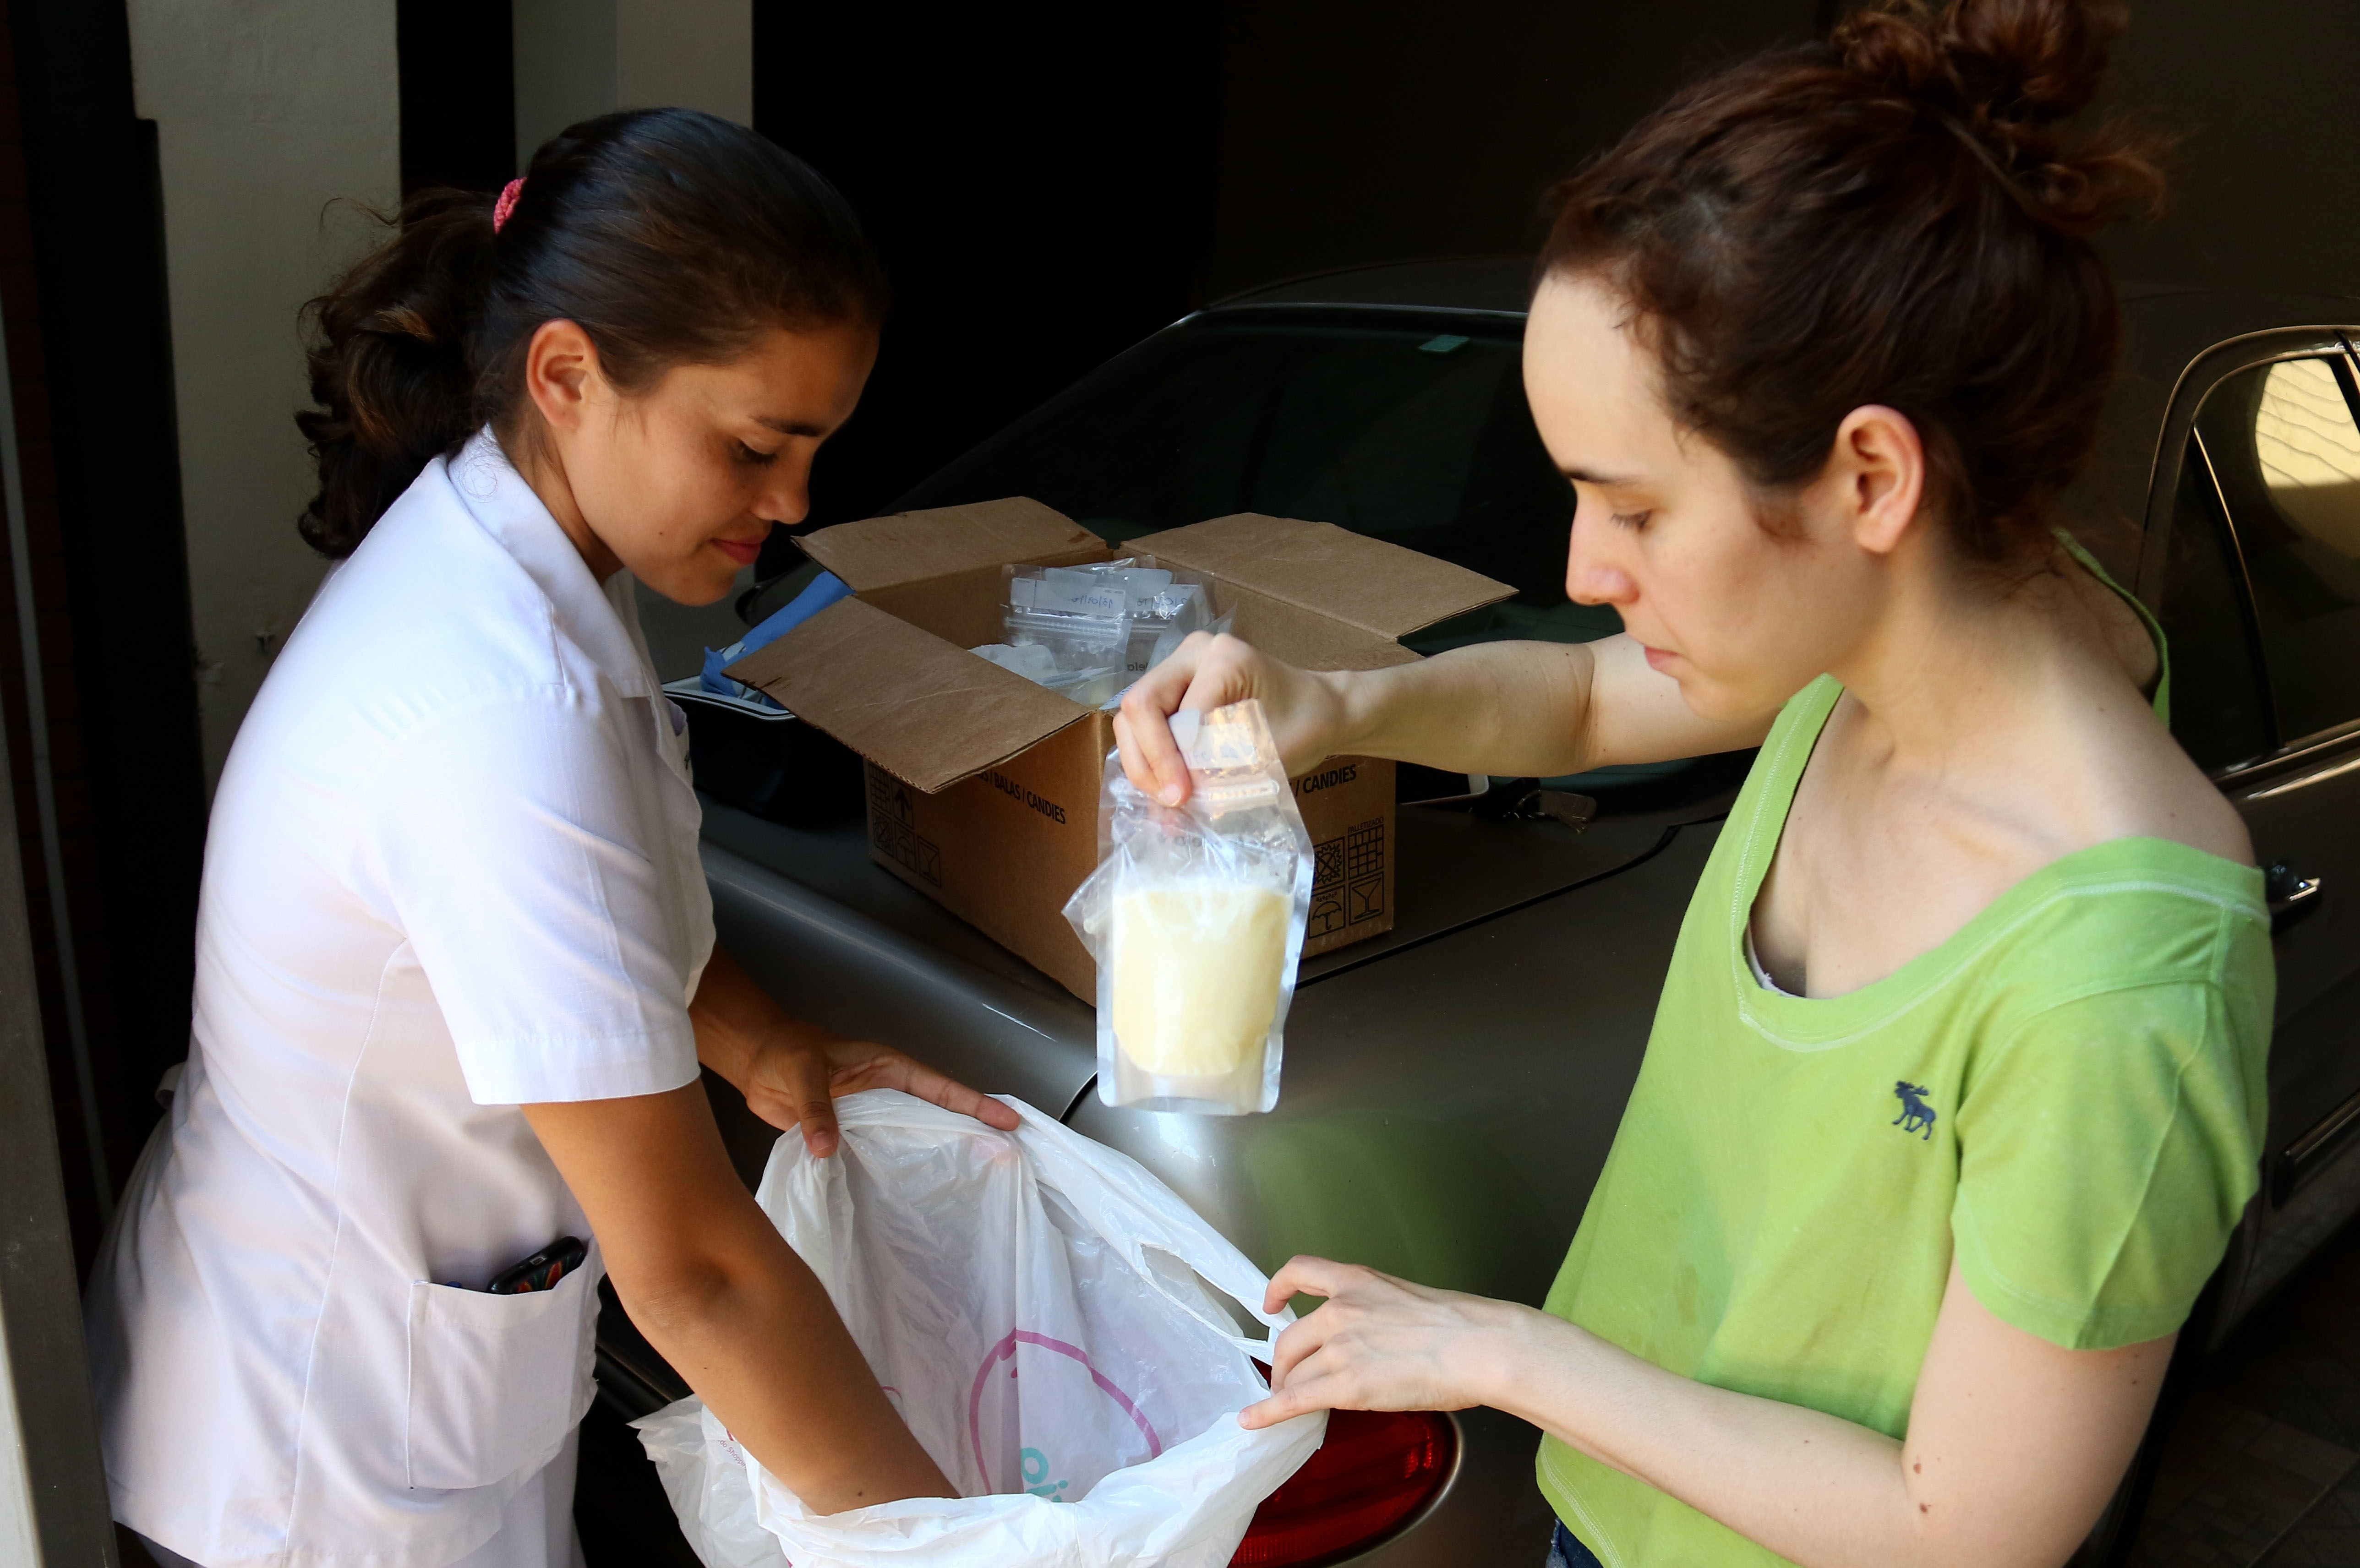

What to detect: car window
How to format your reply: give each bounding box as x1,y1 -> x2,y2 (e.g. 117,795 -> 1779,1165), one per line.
2159,442 -> 2274,770
897,318 -> 1605,647
2193,352 -> 2360,746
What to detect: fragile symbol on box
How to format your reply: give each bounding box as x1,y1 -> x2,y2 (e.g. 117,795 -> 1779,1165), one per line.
1344,819 -> 1384,925
1308,817 -> 1385,938
868,771 -> 943,887
1310,841 -> 1347,937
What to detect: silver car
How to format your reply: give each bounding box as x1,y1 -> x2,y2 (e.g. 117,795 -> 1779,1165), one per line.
590,262 -> 2360,1568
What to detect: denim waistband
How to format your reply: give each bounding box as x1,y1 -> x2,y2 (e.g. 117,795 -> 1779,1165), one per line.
1548,1519 -> 1605,1568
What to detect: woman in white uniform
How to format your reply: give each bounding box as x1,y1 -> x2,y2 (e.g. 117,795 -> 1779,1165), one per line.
84,108 -> 1016,1568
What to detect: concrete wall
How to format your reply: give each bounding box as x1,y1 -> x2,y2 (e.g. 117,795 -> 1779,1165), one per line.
514,0 -> 751,165
129,0 -> 754,781
512,0 -> 756,682
128,0 -> 399,786
0,1292 -> 30,1568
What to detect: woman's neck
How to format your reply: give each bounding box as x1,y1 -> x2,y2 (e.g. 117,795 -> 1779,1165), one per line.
1827,541 -> 2099,776
501,425 -> 623,583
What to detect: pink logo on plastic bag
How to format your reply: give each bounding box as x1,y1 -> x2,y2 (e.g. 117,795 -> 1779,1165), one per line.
967,1329 -> 1162,1494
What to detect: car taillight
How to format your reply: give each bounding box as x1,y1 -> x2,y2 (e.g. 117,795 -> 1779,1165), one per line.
1231,1409 -> 1458,1568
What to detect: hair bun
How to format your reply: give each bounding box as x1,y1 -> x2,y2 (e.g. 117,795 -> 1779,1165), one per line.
1835,0 -> 2123,124
1539,0 -> 2163,563
1833,0 -> 2161,236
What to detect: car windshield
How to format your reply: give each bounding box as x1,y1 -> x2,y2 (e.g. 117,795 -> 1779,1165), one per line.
893,310 -> 1744,803
893,313 -> 1622,655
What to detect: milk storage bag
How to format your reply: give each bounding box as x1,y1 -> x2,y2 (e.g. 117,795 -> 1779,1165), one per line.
633,1091 -> 1326,1568
1061,699 -> 1314,1115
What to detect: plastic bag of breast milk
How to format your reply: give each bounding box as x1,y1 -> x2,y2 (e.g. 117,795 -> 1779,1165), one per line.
1061,699 -> 1315,1115
633,1090 -> 1325,1568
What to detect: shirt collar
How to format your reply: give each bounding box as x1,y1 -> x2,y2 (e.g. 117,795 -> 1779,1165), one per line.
444,427 -> 660,700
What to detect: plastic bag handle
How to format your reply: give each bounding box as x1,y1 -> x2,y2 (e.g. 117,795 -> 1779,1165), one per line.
996,1097 -> 1293,1364
1134,1241 -> 1290,1366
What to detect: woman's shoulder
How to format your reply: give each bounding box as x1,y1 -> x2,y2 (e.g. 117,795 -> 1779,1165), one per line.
1972,833 -> 2271,1025
1977,686 -> 2263,967
2069,678 -> 2253,868
2059,711 -> 2252,876
2043,541 -> 2246,860
268,467 -> 583,730
1968,561 -> 2251,887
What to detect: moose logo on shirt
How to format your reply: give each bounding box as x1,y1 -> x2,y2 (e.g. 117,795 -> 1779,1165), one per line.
1891,1081 -> 1937,1141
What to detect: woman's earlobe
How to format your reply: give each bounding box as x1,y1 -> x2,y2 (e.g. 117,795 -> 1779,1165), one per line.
523,319 -> 601,431
1839,405 -> 1926,557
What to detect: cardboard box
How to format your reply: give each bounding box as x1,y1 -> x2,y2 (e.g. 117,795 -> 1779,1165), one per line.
728,498 -> 1512,1000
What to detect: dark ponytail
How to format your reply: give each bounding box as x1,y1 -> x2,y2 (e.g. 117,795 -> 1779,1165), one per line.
296,109 -> 888,559
1537,0 -> 2165,563
296,190 -> 497,556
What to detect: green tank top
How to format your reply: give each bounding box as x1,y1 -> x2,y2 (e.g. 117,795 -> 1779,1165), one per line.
1535,562 -> 2270,1566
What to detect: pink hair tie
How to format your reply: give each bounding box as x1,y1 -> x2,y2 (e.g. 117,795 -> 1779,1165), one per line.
492,177 -> 524,234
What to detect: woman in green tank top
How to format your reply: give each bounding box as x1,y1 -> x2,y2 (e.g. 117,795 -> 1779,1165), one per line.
1114,2 -> 2271,1564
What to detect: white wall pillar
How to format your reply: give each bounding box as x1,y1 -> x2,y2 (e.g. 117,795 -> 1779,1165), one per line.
128,0 -> 401,787
511,0 -> 759,685
513,0 -> 752,169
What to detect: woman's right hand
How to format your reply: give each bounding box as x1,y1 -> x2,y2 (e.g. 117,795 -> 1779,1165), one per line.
1114,632 -> 1349,805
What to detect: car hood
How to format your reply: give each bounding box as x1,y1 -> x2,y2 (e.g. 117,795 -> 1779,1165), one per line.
696,795 -> 1702,1166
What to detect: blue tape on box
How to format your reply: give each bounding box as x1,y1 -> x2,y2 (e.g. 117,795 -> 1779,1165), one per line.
700,570 -> 854,708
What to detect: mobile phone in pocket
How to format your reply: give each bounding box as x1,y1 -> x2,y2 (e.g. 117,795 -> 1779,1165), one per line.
483,1236 -> 588,1295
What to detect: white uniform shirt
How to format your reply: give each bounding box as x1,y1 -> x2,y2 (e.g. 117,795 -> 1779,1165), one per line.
84,430 -> 713,1568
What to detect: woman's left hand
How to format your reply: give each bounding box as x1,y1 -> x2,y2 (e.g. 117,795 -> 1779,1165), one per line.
1238,1256 -> 1530,1429
740,1029 -> 1022,1156
691,945 -> 1021,1157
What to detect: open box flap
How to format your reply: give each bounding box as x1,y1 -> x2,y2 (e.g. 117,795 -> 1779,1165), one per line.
796,497 -> 1103,593
727,597 -> 1089,794
1134,513 -> 1514,639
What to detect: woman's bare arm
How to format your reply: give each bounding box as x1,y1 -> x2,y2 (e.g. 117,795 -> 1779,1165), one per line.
1241,1256 -> 2167,1568
524,1087 -> 949,1512
523,948 -> 1019,1510
1114,631 -> 1769,806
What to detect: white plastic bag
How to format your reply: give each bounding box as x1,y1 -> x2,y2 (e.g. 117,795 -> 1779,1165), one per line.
1062,700 -> 1314,1115
634,1090 -> 1325,1568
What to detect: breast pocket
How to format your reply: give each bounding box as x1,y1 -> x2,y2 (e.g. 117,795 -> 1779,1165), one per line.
404,1258 -> 598,1491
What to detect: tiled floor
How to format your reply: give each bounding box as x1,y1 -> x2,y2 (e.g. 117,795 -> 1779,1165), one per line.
2131,1221 -> 2360,1568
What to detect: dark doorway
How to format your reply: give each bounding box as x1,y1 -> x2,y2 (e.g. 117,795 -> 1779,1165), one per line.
751,5 -> 1225,538
747,1 -> 1822,550
399,0 -> 518,195
1,0 -> 206,1266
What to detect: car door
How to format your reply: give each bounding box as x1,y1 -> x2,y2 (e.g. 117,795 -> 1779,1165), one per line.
2152,329 -> 2360,1329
